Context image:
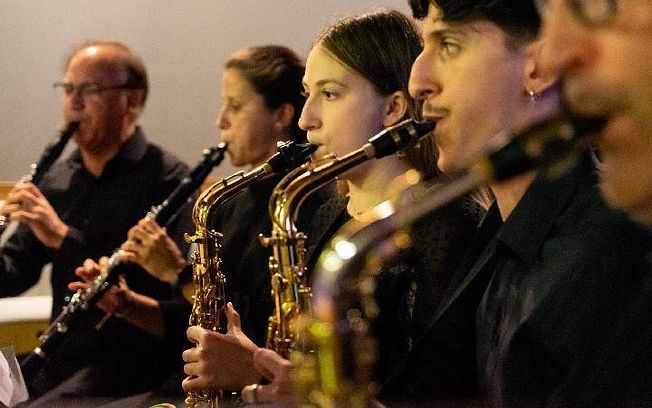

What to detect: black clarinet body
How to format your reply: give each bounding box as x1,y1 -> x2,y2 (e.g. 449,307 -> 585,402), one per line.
20,143 -> 228,380
0,122 -> 79,234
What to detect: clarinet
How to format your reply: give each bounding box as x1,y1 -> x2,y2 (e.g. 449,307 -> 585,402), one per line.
20,143 -> 228,379
0,121 -> 79,234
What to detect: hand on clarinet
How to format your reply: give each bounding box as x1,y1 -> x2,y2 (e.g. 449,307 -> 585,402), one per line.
119,217 -> 186,283
182,303 -> 261,392
68,257 -> 136,319
1,183 -> 69,248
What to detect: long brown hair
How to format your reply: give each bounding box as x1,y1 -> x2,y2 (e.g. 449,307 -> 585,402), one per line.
313,8 -> 441,180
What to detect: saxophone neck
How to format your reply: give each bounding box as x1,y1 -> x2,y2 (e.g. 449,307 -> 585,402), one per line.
271,149 -> 370,235
192,166 -> 269,230
191,141 -> 316,231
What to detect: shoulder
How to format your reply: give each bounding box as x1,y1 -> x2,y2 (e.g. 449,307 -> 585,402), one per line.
141,138 -> 190,182
413,195 -> 484,239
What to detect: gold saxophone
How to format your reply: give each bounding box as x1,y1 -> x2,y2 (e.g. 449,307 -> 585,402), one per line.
182,141 -> 316,408
300,114 -> 606,407
258,119 -> 435,362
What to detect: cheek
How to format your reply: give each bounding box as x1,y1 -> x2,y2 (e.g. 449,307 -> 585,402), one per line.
334,122 -> 377,155
598,118 -> 652,210
599,155 -> 652,217
322,116 -> 365,155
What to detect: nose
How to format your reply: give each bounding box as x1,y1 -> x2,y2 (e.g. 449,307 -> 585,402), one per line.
70,89 -> 85,111
537,0 -> 598,78
216,106 -> 229,130
409,48 -> 442,102
298,96 -> 321,133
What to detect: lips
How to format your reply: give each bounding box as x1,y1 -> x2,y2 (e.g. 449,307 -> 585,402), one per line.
423,116 -> 447,145
312,145 -> 331,160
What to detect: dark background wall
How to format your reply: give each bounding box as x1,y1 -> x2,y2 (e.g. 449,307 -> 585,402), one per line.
0,0 -> 411,181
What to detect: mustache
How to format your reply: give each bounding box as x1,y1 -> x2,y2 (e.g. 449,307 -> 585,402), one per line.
421,102 -> 450,119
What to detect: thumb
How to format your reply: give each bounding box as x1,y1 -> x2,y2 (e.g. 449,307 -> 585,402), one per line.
68,281 -> 87,292
118,274 -> 128,288
225,302 -> 242,334
187,325 -> 201,344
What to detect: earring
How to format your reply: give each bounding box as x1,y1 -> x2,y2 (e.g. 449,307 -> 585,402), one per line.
528,89 -> 541,102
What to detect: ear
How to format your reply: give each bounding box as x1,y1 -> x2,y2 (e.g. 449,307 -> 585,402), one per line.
523,38 -> 559,95
382,90 -> 409,128
273,103 -> 296,134
125,89 -> 146,117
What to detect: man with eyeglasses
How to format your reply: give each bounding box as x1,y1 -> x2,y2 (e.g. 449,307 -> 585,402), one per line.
537,0 -> 652,227
0,40 -> 192,406
534,0 -> 652,406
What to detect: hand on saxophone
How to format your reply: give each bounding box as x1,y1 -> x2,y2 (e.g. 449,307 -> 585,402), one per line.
1,183 -> 69,248
118,217 -> 187,284
241,349 -> 297,407
182,302 -> 261,392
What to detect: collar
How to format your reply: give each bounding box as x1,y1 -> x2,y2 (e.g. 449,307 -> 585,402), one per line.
70,126 -> 147,164
114,126 -> 148,164
70,126 -> 148,171
496,152 -> 597,263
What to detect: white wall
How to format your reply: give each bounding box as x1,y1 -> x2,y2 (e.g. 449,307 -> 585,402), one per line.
1,0 -> 412,181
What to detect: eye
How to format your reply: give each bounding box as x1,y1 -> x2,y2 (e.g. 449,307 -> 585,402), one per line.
80,83 -> 101,95
62,84 -> 75,95
440,39 -> 461,57
300,90 -> 310,99
321,89 -> 336,100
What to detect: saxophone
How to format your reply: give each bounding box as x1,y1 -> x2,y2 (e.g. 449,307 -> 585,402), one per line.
183,141 -> 316,408
259,119 -> 435,361
301,114 -> 606,407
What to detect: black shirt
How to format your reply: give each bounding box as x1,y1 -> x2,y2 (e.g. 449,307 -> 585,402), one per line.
0,128 -> 192,396
476,154 -> 652,407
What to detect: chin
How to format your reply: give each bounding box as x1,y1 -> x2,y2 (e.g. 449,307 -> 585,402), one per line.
437,153 -> 466,176
599,175 -> 652,228
436,155 -> 452,175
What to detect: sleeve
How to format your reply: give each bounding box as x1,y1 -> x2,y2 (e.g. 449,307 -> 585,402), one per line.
49,225 -> 86,266
159,292 -> 193,352
0,225 -> 49,297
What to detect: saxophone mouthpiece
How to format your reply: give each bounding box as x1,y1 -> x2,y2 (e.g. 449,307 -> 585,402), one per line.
267,141 -> 318,173
368,118 -> 436,159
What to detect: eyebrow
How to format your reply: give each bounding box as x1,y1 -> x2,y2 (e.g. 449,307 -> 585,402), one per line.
428,27 -> 468,42
303,78 -> 347,89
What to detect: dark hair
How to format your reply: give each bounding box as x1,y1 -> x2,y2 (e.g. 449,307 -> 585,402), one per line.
408,0 -> 541,47
314,8 -> 440,179
226,45 -> 306,143
66,40 -> 149,105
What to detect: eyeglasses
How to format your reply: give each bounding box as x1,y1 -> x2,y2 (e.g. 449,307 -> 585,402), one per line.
52,82 -> 136,98
536,0 -> 618,27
